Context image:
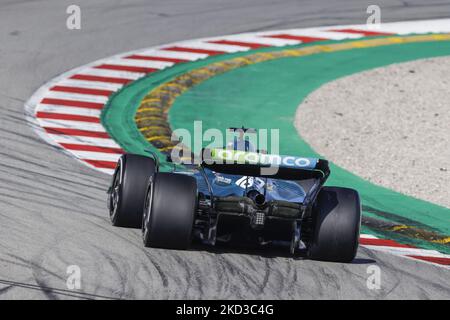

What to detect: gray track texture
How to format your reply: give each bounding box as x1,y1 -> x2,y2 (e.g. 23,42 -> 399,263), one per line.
0,0 -> 449,299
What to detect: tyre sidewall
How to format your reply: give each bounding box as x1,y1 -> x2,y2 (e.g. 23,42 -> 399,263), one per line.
110,154 -> 156,228
309,186 -> 361,262
143,172 -> 197,249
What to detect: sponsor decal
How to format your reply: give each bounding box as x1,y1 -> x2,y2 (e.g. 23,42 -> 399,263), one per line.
211,148 -> 317,170
214,175 -> 232,186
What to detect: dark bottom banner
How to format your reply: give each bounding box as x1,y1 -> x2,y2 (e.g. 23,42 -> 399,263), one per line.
0,300 -> 447,318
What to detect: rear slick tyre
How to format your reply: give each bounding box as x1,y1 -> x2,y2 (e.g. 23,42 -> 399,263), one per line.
109,154 -> 156,228
142,172 -> 197,249
308,186 -> 361,263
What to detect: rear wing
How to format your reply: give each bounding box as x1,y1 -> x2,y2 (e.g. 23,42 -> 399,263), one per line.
201,148 -> 330,181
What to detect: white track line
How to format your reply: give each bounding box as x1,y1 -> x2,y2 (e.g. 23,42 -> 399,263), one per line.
78,68 -> 146,80
43,91 -> 110,104
136,49 -> 208,61
222,34 -> 301,46
169,41 -> 250,53
37,119 -> 105,132
70,150 -> 122,162
47,134 -> 121,148
56,79 -> 124,91
103,58 -> 174,69
36,105 -> 102,117
262,29 -> 364,40
359,234 -> 379,239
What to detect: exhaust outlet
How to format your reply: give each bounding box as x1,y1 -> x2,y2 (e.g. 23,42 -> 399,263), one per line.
247,190 -> 266,207
254,194 -> 266,206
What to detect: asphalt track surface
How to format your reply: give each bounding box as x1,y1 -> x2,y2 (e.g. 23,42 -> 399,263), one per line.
1,0 -> 450,299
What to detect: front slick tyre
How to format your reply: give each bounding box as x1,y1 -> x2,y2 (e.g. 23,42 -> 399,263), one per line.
143,172 -> 197,250
308,187 -> 361,263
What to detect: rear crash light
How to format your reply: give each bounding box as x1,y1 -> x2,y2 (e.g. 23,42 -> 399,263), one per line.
252,211 -> 265,228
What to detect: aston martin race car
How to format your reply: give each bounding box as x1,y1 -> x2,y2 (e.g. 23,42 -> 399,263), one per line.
107,142 -> 361,262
